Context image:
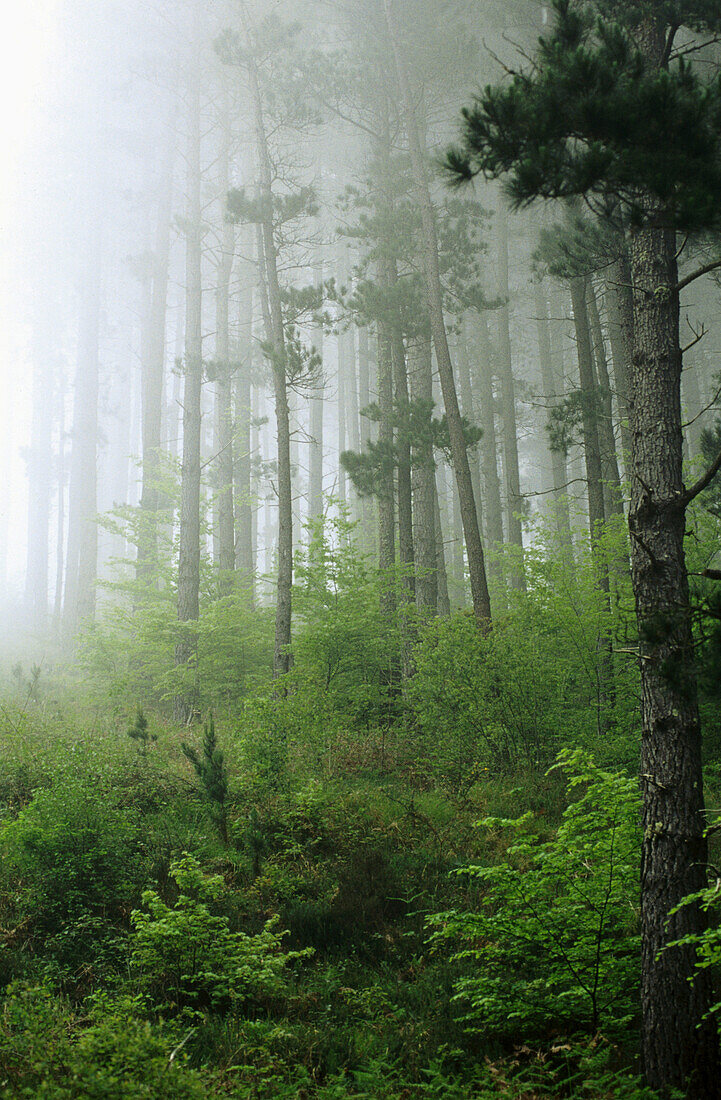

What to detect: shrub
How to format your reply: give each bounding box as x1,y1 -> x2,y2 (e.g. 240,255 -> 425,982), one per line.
130,853 -> 312,1016
0,982 -> 209,1099
0,776 -> 151,979
409,613 -> 565,782
428,751 -> 640,1039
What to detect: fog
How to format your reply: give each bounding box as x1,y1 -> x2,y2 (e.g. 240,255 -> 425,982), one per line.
4,0 -> 720,647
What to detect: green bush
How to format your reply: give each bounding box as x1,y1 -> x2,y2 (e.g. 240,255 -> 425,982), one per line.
0,776 -> 152,979
428,751 -> 640,1039
409,612 -> 565,782
130,853 -> 312,1016
0,982 -> 209,1098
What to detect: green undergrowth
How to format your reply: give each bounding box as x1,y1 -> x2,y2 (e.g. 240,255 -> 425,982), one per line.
0,681 -> 665,1099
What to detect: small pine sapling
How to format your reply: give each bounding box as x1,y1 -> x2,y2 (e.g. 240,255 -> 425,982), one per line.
182,716 -> 229,844
127,706 -> 157,758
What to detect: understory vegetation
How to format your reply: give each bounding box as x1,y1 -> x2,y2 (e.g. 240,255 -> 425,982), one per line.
2,509 -> 720,1099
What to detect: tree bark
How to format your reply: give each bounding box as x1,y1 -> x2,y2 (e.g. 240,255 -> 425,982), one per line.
631,19 -> 719,1092
630,222 -> 718,1097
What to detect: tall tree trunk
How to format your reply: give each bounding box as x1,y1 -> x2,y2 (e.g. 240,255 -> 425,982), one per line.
434,468 -> 451,615
337,325 -> 347,508
570,276 -> 608,542
63,231 -> 101,636
391,304 -> 414,606
605,252 -> 634,473
495,206 -> 526,590
534,281 -> 573,550
53,373 -> 66,631
570,274 -> 614,719
175,70 -> 203,716
214,91 -> 236,590
242,10 -> 292,678
137,120 -> 173,582
409,333 -> 437,614
26,318 -> 53,629
234,239 -> 255,599
357,323 -> 375,554
626,0 -> 718,1049
450,467 -> 466,608
474,312 -> 506,594
587,278 -> 625,519
457,318 -> 484,543
308,260 -> 325,523
631,219 -> 718,1095
384,0 -> 491,628
345,324 -> 361,524
376,313 -> 396,619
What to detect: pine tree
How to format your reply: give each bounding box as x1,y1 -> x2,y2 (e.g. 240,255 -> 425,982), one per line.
182,715 -> 229,845
446,1 -> 721,1093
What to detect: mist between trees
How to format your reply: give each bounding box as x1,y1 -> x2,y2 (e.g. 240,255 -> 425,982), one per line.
3,1 -> 721,1097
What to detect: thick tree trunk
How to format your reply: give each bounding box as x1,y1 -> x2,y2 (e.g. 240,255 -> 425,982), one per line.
629,221 -> 718,1097
175,73 -> 203,717
384,0 -> 491,628
495,207 -> 525,590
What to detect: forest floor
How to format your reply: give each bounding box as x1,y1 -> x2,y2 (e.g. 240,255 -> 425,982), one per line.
0,677 -> 702,1098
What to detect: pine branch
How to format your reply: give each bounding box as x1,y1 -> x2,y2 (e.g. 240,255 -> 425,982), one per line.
676,260 -> 721,294
683,447 -> 721,505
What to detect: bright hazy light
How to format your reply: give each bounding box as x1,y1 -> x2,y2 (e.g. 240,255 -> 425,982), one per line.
0,0 -> 61,590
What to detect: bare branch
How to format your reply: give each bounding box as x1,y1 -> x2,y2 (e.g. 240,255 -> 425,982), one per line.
676,259 -> 721,294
